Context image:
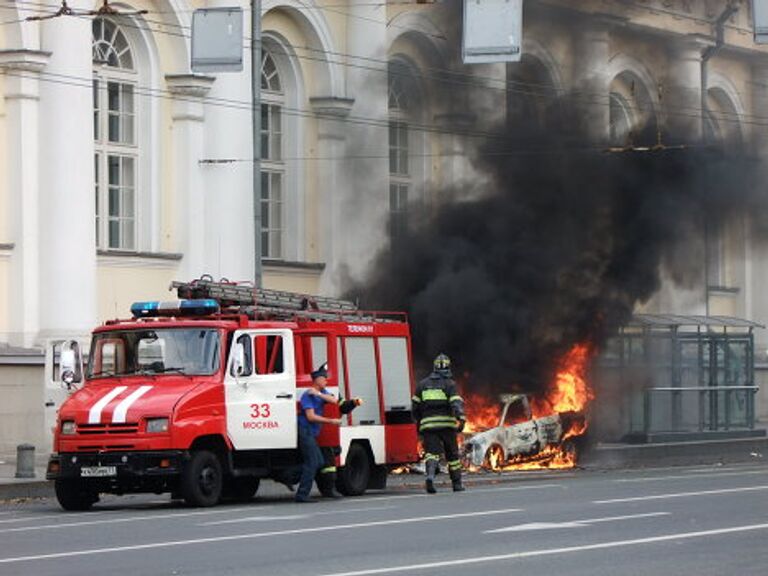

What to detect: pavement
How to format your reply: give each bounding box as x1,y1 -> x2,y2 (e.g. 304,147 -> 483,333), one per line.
1,430 -> 766,501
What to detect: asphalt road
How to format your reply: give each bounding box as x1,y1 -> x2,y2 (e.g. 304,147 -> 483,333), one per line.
1,463 -> 767,576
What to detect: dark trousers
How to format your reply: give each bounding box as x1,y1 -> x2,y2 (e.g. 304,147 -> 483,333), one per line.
422,428 -> 460,463
316,446 -> 338,496
296,425 -> 324,500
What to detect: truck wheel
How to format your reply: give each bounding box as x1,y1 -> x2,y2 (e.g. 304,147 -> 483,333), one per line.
336,443 -> 370,496
181,450 -> 223,507
54,479 -> 98,511
225,476 -> 260,502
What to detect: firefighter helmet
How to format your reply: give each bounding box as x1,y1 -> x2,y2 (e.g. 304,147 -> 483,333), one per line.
433,353 -> 451,372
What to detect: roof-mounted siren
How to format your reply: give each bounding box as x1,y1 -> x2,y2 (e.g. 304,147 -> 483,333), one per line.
131,299 -> 220,318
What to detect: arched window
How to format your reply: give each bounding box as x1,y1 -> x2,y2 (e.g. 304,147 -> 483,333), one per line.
703,108 -> 721,145
608,71 -> 657,147
388,60 -> 420,240
506,55 -> 557,132
609,92 -> 633,147
93,18 -> 137,250
261,50 -> 284,259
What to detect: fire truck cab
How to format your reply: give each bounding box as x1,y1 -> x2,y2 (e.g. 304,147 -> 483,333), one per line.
46,279 -> 419,510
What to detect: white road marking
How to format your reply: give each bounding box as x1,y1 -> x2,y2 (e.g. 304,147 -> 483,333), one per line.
595,484 -> 768,504
0,508 -> 522,564
350,483 -> 563,503
683,465 -> 768,474
0,515 -> 90,525
111,385 -> 152,423
0,505 -> 272,534
200,515 -> 308,526
486,521 -> 585,531
313,506 -> 396,516
200,506 -> 398,526
314,522 -> 768,576
484,512 -> 670,533
614,469 -> 768,483
88,386 -> 128,424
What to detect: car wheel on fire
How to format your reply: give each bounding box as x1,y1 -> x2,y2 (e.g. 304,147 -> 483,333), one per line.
484,444 -> 505,470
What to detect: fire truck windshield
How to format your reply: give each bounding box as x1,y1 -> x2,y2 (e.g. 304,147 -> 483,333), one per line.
87,328 -> 221,379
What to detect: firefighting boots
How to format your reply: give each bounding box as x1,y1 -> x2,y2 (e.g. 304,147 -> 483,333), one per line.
450,468 -> 465,492
425,460 -> 438,494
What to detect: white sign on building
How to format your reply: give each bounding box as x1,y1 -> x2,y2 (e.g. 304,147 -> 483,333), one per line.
462,0 -> 523,64
754,1 -> 768,44
191,7 -> 244,72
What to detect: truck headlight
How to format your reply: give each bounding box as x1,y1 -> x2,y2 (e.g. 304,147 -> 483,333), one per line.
61,421 -> 76,435
145,418 -> 169,433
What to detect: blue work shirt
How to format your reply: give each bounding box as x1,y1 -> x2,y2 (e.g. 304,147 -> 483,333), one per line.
298,388 -> 329,437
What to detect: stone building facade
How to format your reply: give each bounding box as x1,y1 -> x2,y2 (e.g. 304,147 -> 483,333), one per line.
1,0 -> 767,450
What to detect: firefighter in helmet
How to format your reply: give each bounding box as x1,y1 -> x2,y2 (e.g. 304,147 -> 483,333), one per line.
411,353 -> 466,493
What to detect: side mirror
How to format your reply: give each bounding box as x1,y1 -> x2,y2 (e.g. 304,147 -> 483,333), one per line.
60,341 -> 83,390
232,342 -> 246,377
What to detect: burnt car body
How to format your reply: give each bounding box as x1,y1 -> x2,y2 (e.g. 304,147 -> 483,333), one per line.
462,394 -> 580,467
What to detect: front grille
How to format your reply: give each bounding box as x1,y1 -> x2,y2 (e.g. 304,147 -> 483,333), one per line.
76,444 -> 136,451
77,423 -> 139,435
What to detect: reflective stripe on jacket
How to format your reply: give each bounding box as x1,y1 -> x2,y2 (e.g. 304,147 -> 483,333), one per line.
411,371 -> 465,433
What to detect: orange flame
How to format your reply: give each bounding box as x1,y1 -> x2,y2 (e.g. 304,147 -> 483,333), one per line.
462,343 -> 595,471
462,394 -> 503,434
530,343 -> 594,418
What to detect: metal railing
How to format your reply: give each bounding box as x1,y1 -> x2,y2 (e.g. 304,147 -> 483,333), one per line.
641,386 -> 759,434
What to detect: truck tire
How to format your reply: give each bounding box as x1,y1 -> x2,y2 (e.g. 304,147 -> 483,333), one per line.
181,450 -> 223,507
224,476 -> 260,502
55,479 -> 99,511
336,443 -> 370,496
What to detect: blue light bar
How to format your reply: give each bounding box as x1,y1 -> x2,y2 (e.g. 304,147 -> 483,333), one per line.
130,299 -> 220,318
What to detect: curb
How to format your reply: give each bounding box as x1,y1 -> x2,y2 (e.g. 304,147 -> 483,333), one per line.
580,436 -> 768,470
0,479 -> 53,501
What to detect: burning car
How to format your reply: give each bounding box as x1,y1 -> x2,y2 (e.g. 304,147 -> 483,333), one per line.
462,393 -> 584,469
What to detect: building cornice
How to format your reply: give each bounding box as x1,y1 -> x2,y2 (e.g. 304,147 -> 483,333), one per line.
165,74 -> 216,98
97,250 -> 182,269
310,96 -> 355,118
0,49 -> 51,72
263,259 -> 325,277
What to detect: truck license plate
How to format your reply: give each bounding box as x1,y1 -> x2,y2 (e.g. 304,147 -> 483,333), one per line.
80,466 -> 117,477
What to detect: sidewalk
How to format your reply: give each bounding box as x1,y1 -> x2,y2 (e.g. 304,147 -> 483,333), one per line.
2,433 -> 767,502
0,451 -> 53,500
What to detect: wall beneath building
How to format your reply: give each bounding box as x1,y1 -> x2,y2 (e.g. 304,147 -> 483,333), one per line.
263,263 -> 323,295
0,364 -> 46,453
97,261 -> 179,322
0,256 -> 8,338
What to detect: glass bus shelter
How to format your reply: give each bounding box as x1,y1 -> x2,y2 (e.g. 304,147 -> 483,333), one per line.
594,314 -> 765,443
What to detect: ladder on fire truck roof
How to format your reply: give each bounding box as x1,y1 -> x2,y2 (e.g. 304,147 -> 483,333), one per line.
170,277 -> 403,323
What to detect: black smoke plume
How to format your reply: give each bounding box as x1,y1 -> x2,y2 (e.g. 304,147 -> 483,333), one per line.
346,98 -> 762,395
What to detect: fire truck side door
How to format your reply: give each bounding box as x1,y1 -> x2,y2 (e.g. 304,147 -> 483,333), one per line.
224,329 -> 297,450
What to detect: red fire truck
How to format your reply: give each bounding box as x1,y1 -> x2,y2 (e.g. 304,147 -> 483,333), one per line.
46,278 -> 419,510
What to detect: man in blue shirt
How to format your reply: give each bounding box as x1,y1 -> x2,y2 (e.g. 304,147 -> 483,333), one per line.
295,364 -> 343,503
